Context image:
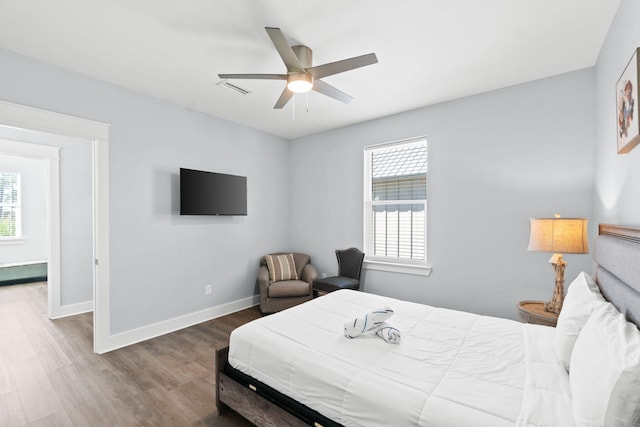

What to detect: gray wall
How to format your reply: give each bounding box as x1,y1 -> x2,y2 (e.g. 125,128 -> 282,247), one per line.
594,0 -> 640,225
0,49 -> 290,334
290,69 -> 596,320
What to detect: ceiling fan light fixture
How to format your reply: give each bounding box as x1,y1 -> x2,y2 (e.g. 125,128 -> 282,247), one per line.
287,74 -> 313,93
218,27 -> 377,109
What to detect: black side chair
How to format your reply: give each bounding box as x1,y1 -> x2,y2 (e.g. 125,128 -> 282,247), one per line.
313,248 -> 365,295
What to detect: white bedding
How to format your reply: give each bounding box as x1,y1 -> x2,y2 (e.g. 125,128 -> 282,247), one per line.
229,290 -> 573,427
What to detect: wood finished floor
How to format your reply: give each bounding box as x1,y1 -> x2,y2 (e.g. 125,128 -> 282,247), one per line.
0,282 -> 262,426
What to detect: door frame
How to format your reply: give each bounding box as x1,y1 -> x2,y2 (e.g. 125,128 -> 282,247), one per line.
0,100 -> 110,354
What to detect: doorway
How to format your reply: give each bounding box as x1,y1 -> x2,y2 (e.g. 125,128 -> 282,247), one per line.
0,142 -> 60,316
0,99 -> 110,353
0,137 -> 95,318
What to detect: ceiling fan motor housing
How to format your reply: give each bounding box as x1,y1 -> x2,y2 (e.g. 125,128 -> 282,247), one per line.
291,45 -> 313,69
287,45 -> 314,92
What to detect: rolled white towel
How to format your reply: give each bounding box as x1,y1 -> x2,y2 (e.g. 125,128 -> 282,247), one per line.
375,322 -> 401,344
344,307 -> 394,339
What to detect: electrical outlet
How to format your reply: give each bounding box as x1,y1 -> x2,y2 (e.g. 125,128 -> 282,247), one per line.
321,273 -> 328,278
205,284 -> 212,295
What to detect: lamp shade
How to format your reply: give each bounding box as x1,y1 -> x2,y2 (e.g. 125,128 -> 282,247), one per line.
287,74 -> 313,93
528,217 -> 589,254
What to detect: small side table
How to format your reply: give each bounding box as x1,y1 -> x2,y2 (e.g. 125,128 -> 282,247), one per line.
518,300 -> 559,327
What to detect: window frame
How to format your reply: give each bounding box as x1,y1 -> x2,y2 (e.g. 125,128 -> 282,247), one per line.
0,171 -> 22,241
363,137 -> 431,276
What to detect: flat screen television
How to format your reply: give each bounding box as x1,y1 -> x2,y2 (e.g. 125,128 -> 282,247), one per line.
180,168 -> 247,216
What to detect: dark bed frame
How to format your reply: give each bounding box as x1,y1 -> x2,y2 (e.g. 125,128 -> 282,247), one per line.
216,224 -> 640,427
215,346 -> 334,427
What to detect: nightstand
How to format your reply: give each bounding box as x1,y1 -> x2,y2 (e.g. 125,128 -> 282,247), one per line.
518,300 -> 559,327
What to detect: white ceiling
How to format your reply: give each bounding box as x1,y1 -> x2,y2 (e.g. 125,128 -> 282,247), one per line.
0,0 -> 621,140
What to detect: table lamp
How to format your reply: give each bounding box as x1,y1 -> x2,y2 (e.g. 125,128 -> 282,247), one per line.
527,215 -> 589,314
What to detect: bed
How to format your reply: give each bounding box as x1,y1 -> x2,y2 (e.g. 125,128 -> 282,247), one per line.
216,224 -> 640,427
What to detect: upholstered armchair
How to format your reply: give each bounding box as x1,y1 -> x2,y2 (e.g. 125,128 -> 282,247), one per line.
312,247 -> 365,294
258,252 -> 318,313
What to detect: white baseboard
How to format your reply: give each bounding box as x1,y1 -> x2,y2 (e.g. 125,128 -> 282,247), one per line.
96,294 -> 260,354
51,300 -> 94,319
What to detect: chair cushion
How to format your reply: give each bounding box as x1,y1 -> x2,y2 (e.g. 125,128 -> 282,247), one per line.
268,280 -> 311,298
265,253 -> 298,282
291,253 -> 310,278
313,276 -> 359,292
336,248 -> 365,279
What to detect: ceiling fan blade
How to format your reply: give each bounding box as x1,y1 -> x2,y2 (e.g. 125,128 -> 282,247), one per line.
308,53 -> 378,80
218,73 -> 287,80
313,80 -> 353,104
274,87 -> 294,109
265,27 -> 304,72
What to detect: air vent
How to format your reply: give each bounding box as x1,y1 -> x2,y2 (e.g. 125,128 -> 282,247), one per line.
218,80 -> 251,95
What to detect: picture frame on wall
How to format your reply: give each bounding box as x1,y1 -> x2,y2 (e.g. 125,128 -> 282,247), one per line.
616,48 -> 640,154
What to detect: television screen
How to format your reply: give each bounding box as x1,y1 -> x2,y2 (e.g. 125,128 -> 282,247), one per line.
180,168 -> 247,215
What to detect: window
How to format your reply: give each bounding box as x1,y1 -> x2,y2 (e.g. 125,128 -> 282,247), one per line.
0,172 -> 21,238
364,138 -> 428,274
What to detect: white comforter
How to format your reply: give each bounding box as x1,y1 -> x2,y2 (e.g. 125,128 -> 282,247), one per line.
229,290 -> 573,427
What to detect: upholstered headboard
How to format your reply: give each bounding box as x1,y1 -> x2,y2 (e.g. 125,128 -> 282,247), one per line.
594,224 -> 640,328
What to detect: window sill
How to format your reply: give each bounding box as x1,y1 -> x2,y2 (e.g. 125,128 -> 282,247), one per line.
364,260 -> 432,276
0,238 -> 25,246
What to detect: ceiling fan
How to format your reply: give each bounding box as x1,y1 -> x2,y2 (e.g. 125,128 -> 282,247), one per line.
218,27 -> 378,109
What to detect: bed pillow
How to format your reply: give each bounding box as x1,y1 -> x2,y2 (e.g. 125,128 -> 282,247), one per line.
570,302 -> 640,427
265,253 -> 298,282
554,271 -> 606,371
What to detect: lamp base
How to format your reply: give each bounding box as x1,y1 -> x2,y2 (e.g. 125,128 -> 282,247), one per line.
544,255 -> 566,314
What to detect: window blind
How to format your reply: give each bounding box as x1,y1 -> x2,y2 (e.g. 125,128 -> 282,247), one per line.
366,139 -> 427,262
0,172 -> 20,237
